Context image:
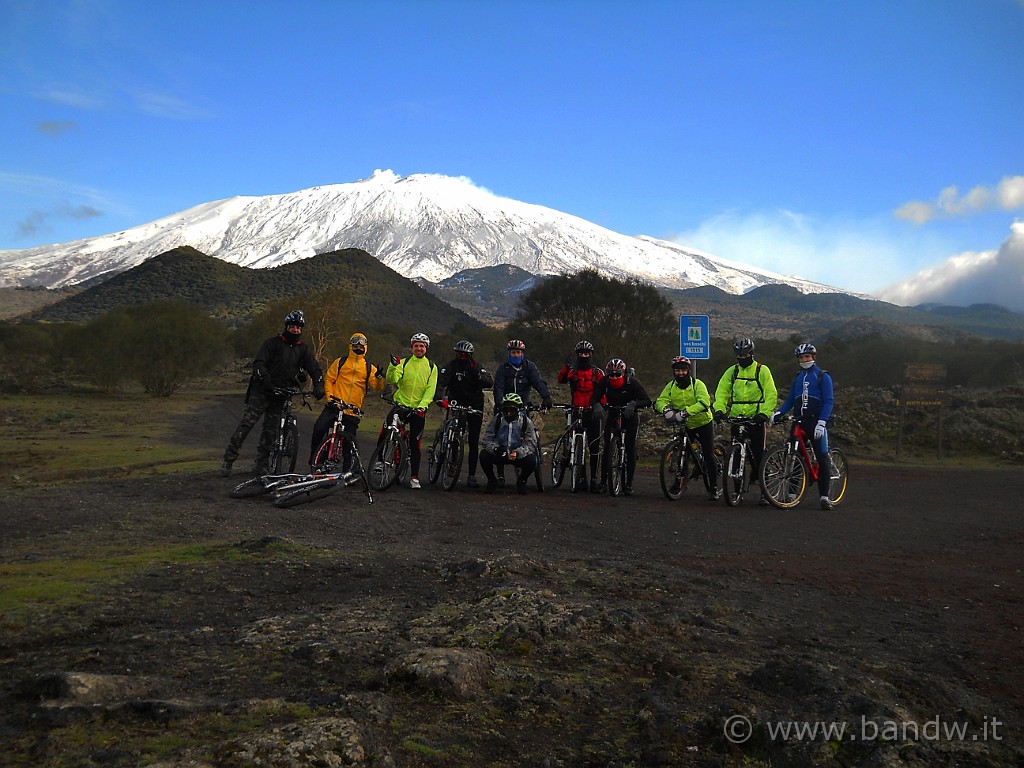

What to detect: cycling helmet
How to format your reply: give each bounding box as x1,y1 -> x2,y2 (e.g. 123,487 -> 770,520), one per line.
349,333 -> 368,347
283,309 -> 305,327
733,337 -> 755,355
794,343 -> 817,356
606,358 -> 627,377
454,340 -> 475,354
507,339 -> 526,351
501,393 -> 524,408
671,355 -> 691,370
575,340 -> 595,354
410,332 -> 430,347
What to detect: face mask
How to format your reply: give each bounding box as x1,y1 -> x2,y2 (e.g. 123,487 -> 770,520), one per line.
352,346 -> 366,356
674,373 -> 691,387
736,355 -> 753,367
508,353 -> 523,365
502,409 -> 519,422
799,360 -> 814,370
576,355 -> 592,370
609,375 -> 625,390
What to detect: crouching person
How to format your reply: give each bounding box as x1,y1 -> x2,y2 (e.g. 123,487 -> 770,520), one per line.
480,393 -> 538,495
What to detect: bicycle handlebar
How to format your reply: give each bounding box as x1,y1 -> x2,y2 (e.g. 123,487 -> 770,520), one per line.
328,398 -> 364,417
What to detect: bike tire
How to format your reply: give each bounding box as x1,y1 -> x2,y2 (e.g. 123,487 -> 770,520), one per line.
659,438 -> 687,501
368,434 -> 403,491
271,421 -> 298,474
550,434 -> 569,489
440,433 -> 464,491
427,429 -> 443,484
723,444 -> 746,506
608,435 -> 624,497
570,433 -> 586,493
229,476 -> 271,498
272,479 -> 342,508
826,448 -> 849,506
760,446 -> 807,509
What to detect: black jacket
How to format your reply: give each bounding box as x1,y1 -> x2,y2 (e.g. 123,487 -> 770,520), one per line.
246,333 -> 324,402
435,358 -> 494,409
493,358 -> 551,407
591,375 -> 652,411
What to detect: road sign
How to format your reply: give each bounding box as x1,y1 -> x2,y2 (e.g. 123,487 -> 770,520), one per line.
679,314 -> 710,360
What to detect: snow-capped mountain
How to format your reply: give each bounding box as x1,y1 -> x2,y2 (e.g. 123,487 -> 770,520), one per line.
0,169 -> 845,295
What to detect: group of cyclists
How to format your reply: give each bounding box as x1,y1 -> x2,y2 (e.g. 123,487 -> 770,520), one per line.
222,309 -> 836,509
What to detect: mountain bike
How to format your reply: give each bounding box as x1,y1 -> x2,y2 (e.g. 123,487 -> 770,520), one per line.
605,404 -> 644,497
366,395 -> 414,491
759,416 -> 848,509
721,416 -> 764,506
272,399 -> 373,506
549,404 -> 591,493
658,417 -> 725,501
426,400 -> 483,491
263,387 -> 314,474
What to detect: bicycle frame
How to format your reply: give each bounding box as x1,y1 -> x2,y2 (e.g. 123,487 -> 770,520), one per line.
550,404 -> 590,492
428,401 -> 481,490
722,416 -> 758,506
267,388 -> 313,474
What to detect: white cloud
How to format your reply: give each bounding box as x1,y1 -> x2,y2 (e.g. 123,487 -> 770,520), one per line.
877,222 -> 1024,312
894,176 -> 1024,224
668,210 -> 921,295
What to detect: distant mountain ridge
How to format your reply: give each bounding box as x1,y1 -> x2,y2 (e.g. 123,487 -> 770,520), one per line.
1,170 -> 850,298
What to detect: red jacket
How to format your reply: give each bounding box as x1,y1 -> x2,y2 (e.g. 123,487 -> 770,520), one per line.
558,364 -> 606,409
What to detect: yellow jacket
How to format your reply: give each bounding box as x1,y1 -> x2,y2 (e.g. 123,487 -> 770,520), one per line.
324,337 -> 385,416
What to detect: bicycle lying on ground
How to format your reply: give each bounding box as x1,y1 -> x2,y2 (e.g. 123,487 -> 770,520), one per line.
658,415 -> 725,501
759,415 -> 848,509
549,404 -> 592,493
427,400 -> 483,491
228,398 -> 373,506
366,395 -> 414,491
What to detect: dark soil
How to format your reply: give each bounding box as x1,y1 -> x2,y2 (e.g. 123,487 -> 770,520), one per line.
1,399 -> 1021,767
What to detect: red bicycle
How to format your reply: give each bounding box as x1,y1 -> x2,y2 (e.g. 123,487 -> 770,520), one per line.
759,416 -> 848,509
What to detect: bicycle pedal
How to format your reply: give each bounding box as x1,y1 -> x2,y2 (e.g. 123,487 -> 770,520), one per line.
342,472 -> 361,486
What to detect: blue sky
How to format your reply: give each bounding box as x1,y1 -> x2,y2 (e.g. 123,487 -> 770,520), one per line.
2,0 -> 1023,308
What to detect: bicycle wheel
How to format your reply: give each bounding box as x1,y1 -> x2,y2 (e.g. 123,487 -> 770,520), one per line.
659,438 -> 688,500
569,433 -> 587,493
426,429 -> 443,484
550,434 -> 569,489
229,476 -> 271,498
440,433 -> 464,491
760,446 -> 808,509
368,434 -> 403,491
271,421 -> 298,474
273,479 -> 342,508
826,448 -> 849,506
723,444 -> 746,506
312,435 -> 342,472
607,435 -> 624,497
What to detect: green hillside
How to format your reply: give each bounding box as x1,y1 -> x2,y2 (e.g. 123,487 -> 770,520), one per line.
31,247 -> 482,333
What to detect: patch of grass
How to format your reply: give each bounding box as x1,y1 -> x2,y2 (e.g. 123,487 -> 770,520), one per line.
0,540 -> 316,620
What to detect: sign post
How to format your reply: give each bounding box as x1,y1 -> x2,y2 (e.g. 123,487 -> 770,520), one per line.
679,314 -> 710,378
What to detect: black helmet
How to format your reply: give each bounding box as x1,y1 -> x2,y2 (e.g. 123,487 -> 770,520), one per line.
575,340 -> 595,354
794,343 -> 816,356
733,337 -> 754,355
454,340 -> 474,354
284,309 -> 305,327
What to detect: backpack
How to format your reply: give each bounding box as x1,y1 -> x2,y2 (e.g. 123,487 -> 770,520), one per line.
334,355 -> 373,389
729,362 -> 765,406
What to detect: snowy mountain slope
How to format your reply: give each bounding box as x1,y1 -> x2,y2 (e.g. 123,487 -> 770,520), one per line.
0,170 -> 847,295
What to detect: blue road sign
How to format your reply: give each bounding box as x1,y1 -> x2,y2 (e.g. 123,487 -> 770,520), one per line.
679,314 -> 710,360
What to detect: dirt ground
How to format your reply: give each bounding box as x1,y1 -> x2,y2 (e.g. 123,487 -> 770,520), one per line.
1,396 -> 1021,767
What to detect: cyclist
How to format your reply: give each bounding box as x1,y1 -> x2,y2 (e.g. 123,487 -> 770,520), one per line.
309,332 -> 386,472
654,355 -> 720,500
385,332 -> 439,489
557,340 -> 606,492
713,338 -> 778,505
591,358 -> 652,495
771,342 -> 836,510
492,338 -> 552,486
221,309 -> 324,477
434,340 -> 494,487
479,393 -> 540,495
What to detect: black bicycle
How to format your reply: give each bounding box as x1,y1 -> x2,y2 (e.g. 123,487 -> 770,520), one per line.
427,400 -> 482,491
264,387 -> 314,474
721,416 -> 763,506
604,404 -> 643,497
549,404 -> 590,493
658,417 -> 724,501
366,395 -> 414,492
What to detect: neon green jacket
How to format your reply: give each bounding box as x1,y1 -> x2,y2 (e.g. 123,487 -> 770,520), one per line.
653,377 -> 714,429
386,355 -> 438,410
713,359 -> 778,419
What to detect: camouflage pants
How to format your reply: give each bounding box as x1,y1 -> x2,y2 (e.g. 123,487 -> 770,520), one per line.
223,391 -> 285,469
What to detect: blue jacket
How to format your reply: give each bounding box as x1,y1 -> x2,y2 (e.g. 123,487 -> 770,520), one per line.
777,363 -> 834,423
